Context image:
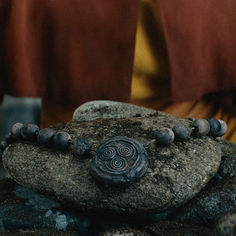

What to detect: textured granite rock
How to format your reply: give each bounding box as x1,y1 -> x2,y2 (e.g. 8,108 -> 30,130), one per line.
3,113 -> 221,216
219,140 -> 236,178
99,221 -> 213,236
99,228 -> 148,236
73,100 -> 158,121
214,208 -> 236,236
172,175 -> 236,226
171,140 -> 236,227
143,221 -> 213,236
0,178 -> 90,234
0,230 -> 78,236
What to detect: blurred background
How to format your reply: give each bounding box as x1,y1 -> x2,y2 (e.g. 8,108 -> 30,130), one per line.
0,0 -> 235,142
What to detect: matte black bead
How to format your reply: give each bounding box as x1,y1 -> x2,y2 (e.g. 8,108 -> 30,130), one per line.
21,123 -> 39,140
37,128 -> 56,145
213,120 -> 228,137
52,132 -> 71,150
192,119 -> 210,137
155,128 -> 175,145
11,123 -> 23,140
208,118 -> 221,136
71,138 -> 92,155
173,124 -> 191,141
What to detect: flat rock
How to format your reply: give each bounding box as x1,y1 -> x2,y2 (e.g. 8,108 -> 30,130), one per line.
3,113 -> 221,216
143,221 -> 213,236
172,175 -> 236,227
214,208 -> 236,236
0,230 -> 78,236
73,100 -> 158,121
99,228 -> 148,236
99,221 -> 213,236
171,141 -> 236,226
0,178 -> 90,233
219,140 -> 236,178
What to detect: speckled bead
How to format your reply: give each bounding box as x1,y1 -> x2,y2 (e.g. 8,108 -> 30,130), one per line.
52,132 -> 71,150
192,119 -> 210,137
173,124 -> 192,141
208,118 -> 221,136
11,123 -> 23,140
20,123 -> 39,140
70,138 -> 92,155
213,120 -> 228,137
37,128 -> 56,145
155,128 -> 175,145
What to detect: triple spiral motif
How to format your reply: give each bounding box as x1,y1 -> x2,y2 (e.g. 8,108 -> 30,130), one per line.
91,136 -> 148,184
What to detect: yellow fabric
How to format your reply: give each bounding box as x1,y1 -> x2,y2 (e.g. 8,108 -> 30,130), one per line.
131,0 -> 236,143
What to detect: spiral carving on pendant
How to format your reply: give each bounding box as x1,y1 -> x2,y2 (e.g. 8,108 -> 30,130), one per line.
99,146 -> 116,161
91,136 -> 149,185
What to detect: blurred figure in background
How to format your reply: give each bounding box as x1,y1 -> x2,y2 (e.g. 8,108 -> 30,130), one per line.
0,0 -> 236,141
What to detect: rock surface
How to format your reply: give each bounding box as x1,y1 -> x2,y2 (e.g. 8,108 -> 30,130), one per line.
99,228 -> 148,236
143,221 -> 213,236
219,140 -> 236,178
99,221 -> 213,236
73,100 -> 158,121
172,141 -> 236,226
3,108 -> 221,216
214,208 -> 236,236
0,178 -> 90,234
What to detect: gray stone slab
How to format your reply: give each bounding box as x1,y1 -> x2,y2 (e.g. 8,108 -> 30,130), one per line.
73,100 -> 159,121
3,112 -> 221,216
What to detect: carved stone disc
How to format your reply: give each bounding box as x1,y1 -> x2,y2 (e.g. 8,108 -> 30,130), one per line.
91,136 -> 149,184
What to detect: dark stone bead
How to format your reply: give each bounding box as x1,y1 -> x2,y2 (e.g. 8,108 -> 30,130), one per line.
71,138 -> 92,155
52,132 -> 71,150
155,128 -> 175,145
91,136 -> 148,184
208,118 -> 221,136
11,123 -> 23,140
173,124 -> 192,142
216,120 -> 228,137
37,128 -> 56,145
192,119 -> 210,137
20,123 -> 39,140
209,119 -> 228,137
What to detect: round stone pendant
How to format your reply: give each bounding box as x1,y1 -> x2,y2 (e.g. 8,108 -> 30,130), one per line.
91,136 -> 149,185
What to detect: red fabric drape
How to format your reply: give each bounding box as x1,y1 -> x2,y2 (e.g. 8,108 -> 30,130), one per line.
0,0 -> 138,105
1,0 -> 236,105
157,0 -> 236,102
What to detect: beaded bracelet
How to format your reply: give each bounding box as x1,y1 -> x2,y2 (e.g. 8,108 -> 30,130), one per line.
0,118 -> 227,185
